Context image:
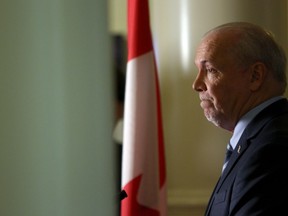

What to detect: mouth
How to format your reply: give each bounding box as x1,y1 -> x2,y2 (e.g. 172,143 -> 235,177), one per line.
200,99 -> 213,109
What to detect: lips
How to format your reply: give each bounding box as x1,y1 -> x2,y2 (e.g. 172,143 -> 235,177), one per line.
200,99 -> 213,109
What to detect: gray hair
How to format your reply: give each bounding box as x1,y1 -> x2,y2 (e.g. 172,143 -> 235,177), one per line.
207,22 -> 287,91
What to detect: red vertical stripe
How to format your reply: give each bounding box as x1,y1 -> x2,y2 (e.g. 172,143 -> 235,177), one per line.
154,63 -> 166,188
127,0 -> 153,60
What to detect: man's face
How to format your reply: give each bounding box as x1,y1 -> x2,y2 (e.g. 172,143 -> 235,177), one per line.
193,32 -> 251,131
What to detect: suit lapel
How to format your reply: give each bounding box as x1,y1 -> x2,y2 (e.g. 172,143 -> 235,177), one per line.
217,99 -> 288,188
205,99 -> 288,215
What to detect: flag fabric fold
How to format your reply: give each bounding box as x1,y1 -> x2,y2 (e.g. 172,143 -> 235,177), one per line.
121,0 -> 167,215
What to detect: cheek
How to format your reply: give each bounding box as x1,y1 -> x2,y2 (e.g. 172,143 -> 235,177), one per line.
208,72 -> 250,111
207,78 -> 227,98
210,83 -> 235,110
218,83 -> 249,111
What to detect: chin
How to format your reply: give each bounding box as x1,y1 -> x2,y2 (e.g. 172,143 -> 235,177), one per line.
205,113 -> 221,127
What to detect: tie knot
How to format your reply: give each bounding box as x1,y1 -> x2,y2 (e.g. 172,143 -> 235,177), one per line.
222,143 -> 233,172
226,143 -> 233,153
225,143 -> 233,159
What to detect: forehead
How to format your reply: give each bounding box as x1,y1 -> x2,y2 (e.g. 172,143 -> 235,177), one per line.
195,31 -> 238,67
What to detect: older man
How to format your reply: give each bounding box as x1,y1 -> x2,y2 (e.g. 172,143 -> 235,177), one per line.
193,22 -> 288,215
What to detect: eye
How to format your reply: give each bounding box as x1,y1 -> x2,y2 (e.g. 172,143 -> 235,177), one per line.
206,68 -> 217,73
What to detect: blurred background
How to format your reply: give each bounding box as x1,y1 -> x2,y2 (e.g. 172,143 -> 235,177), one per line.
0,0 -> 287,215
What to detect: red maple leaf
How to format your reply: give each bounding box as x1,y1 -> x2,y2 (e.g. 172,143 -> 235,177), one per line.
121,175 -> 160,216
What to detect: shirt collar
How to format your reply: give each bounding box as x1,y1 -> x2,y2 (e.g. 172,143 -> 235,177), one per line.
230,96 -> 284,149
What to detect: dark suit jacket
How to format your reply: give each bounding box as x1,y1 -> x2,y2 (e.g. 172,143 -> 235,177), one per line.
205,98 -> 288,216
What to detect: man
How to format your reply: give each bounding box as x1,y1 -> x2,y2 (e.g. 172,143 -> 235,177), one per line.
193,22 -> 288,215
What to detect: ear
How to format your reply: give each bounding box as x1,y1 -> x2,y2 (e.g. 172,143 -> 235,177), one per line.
249,62 -> 267,91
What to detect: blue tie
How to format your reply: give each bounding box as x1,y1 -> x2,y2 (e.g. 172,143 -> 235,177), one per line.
222,143 -> 233,172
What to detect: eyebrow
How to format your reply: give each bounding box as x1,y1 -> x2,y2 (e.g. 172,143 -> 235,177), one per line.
197,60 -> 210,67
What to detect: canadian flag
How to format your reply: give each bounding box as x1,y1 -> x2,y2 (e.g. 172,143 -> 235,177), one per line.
121,0 -> 167,215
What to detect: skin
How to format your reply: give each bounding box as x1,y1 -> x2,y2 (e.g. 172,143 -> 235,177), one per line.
192,29 -> 281,132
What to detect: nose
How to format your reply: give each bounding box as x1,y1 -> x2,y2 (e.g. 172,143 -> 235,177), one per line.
192,72 -> 206,92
